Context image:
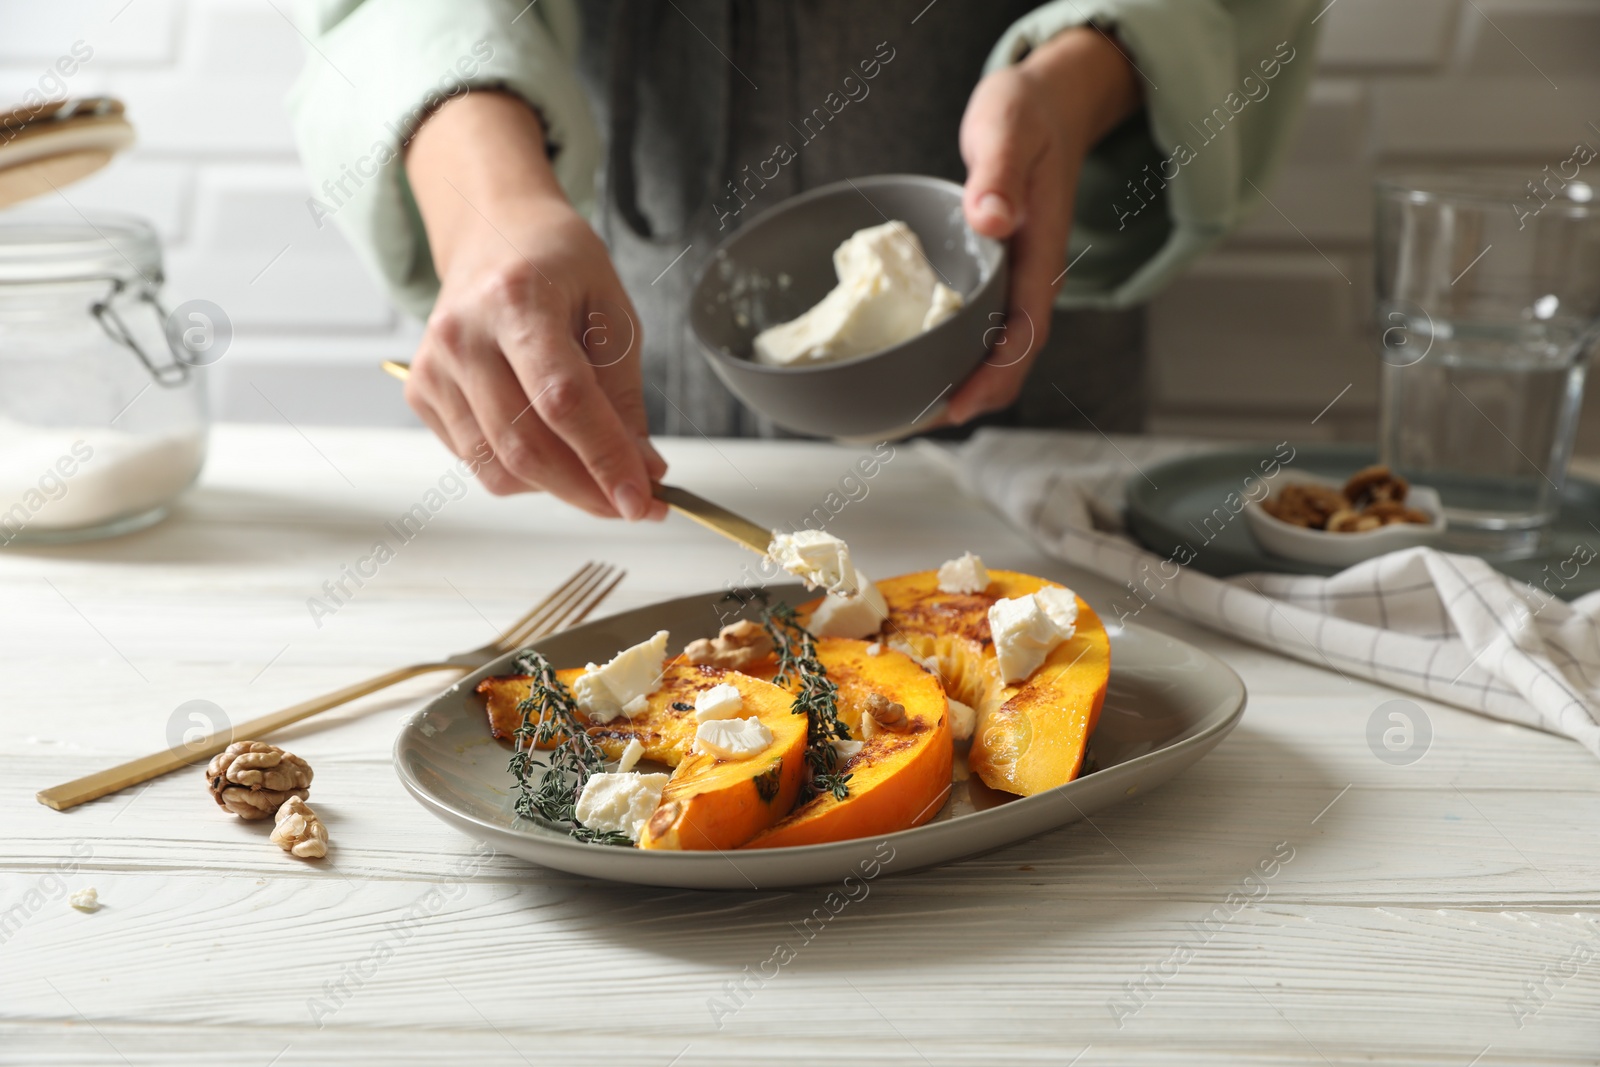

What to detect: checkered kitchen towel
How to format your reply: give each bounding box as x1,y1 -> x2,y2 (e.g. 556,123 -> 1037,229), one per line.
944,429 -> 1600,761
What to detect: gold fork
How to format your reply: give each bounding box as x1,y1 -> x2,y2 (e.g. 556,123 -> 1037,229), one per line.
36,561 -> 625,812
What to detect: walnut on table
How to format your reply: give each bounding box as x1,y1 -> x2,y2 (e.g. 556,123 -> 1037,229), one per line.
206,740 -> 312,820
683,619 -> 775,672
270,796 -> 329,859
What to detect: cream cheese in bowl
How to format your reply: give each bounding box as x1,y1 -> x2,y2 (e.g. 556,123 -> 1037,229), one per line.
753,220 -> 963,367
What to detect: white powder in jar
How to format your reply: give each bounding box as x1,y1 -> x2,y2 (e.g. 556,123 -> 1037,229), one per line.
0,416 -> 205,536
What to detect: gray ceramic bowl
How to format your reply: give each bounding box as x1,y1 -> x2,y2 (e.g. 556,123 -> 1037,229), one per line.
688,174 -> 1008,439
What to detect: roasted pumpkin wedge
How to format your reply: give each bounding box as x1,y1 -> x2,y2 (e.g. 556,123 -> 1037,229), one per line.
478,658 -> 740,765
742,637 -> 952,849
477,659 -> 805,850
868,569 -> 1110,797
635,677 -> 806,850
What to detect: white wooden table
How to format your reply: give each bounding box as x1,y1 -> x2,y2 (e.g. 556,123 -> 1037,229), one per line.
4,425 -> 1598,1066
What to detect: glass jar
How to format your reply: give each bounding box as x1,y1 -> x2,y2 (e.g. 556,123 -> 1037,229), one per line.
0,214 -> 210,543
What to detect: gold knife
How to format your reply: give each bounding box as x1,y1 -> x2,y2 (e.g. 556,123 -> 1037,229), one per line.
380,360 -> 772,556
650,483 -> 769,554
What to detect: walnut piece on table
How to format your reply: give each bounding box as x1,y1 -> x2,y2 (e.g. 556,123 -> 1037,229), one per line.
206,740 -> 312,820
683,619 -> 775,672
270,796 -> 329,859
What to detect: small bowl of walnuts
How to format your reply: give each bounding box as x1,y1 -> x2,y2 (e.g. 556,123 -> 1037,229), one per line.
1245,464 -> 1446,567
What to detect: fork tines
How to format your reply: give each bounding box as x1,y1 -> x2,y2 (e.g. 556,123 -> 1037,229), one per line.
496,562 -> 626,652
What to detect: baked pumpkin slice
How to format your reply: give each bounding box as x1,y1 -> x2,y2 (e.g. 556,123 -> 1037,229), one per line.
872,569 -> 1110,797
635,671 -> 807,850
479,659 -> 745,763
742,636 -> 952,849
477,659 -> 806,850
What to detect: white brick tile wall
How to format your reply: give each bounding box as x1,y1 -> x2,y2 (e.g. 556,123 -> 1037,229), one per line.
1458,1 -> 1600,78
187,2 -> 306,77
1153,252 -> 1363,339
107,69 -> 302,155
1150,251 -> 1375,418
0,0 -> 180,66
208,322 -> 425,426
54,155 -> 194,242
1235,164 -> 1374,244
163,167 -> 395,331
1153,0 -> 1600,453
3,0 -> 1599,455
1154,333 -> 1375,412
1371,78 -> 1598,157
1316,0 -> 1459,69
1280,80 -> 1368,165
3,0 -> 421,428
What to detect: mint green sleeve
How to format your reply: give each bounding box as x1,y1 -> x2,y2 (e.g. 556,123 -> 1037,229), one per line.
285,0 -> 598,318
987,0 -> 1322,308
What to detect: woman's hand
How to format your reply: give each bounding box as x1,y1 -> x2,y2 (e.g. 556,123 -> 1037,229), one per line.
950,26 -> 1143,424
405,91 -> 666,520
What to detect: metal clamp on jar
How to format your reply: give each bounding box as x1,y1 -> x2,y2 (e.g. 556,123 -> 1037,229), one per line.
0,214 -> 211,543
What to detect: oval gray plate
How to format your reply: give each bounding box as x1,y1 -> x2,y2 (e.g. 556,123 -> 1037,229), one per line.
393,584 -> 1247,889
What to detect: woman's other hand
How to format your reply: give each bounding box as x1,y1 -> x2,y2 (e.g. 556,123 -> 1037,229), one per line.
950,26 -> 1142,424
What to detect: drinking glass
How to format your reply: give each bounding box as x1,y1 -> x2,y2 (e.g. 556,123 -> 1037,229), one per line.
1375,171 -> 1600,558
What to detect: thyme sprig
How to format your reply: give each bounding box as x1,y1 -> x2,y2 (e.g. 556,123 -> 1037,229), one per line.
506,648 -> 631,847
762,603 -> 852,801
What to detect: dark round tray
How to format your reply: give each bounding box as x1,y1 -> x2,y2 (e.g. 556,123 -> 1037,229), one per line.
1125,443 -> 1600,599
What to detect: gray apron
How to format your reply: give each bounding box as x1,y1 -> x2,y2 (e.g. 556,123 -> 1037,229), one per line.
574,0 -> 1145,438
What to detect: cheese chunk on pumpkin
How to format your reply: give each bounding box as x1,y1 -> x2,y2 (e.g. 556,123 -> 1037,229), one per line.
743,637 -> 952,849
477,659 -> 805,850
871,570 -> 1110,797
